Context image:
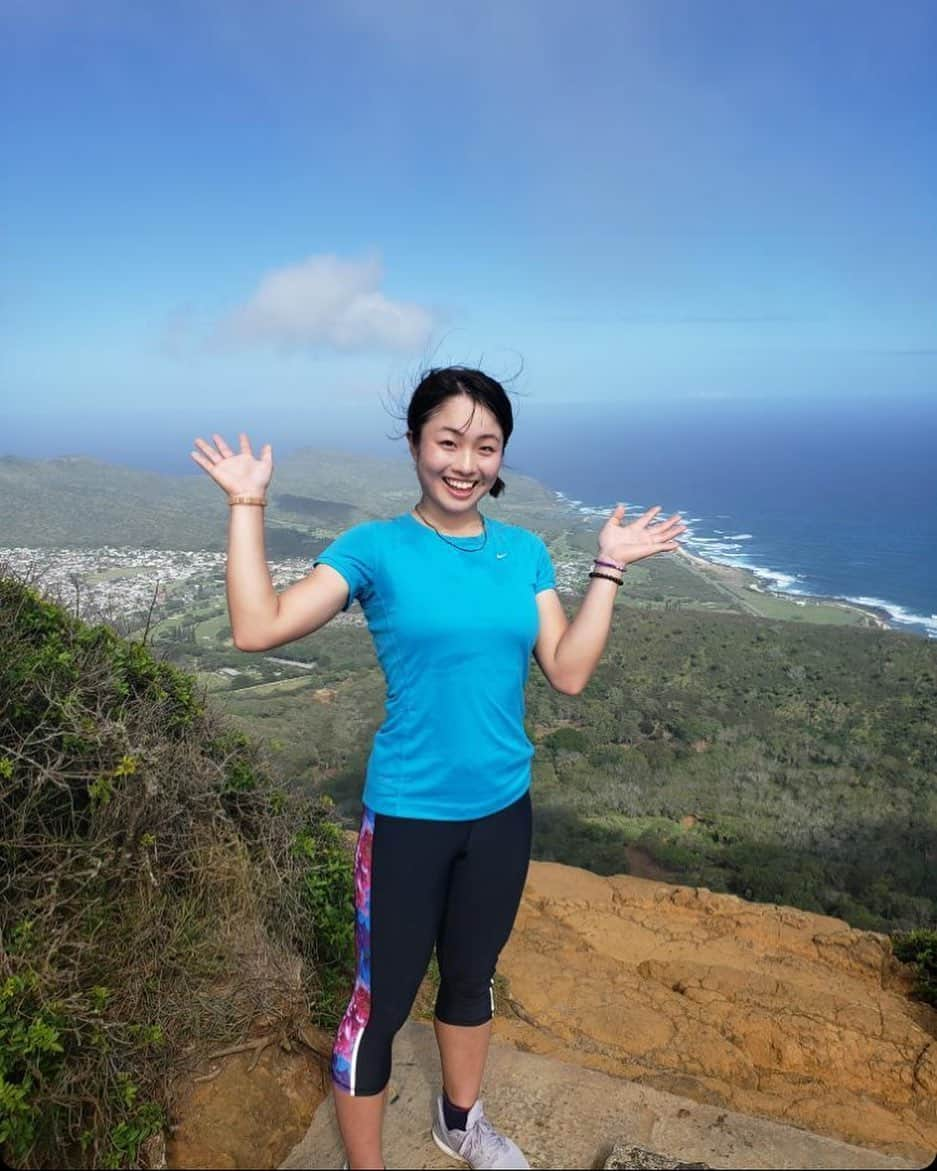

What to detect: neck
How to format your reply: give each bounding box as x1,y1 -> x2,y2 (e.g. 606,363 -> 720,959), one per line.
413,498 -> 484,537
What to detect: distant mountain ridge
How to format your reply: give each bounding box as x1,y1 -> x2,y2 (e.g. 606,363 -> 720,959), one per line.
0,448 -> 573,550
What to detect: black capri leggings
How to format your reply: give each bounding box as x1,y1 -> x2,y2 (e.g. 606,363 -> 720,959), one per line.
330,789 -> 532,1096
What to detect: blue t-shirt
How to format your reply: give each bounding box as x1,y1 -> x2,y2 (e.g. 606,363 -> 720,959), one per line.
312,512 -> 556,820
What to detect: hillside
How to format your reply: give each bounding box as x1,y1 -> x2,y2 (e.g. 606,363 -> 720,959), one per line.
2,539 -> 936,1168
0,448 -> 567,551
0,575 -> 356,1170
2,450 -> 934,940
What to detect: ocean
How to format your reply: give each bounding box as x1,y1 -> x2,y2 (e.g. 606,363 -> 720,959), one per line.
509,396 -> 937,640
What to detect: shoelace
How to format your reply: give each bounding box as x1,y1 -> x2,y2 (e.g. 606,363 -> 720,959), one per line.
460,1112 -> 511,1162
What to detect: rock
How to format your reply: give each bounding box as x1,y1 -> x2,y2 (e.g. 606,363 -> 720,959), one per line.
494,861 -> 937,1163
281,1020 -> 922,1170
602,1143 -> 709,1169
166,1036 -> 329,1170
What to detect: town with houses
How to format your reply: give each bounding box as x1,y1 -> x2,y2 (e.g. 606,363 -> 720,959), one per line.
0,543 -> 592,683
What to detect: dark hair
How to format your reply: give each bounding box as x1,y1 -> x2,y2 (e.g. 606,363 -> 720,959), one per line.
398,366 -> 516,499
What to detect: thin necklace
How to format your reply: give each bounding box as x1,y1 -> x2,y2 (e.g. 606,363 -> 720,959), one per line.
413,502 -> 488,552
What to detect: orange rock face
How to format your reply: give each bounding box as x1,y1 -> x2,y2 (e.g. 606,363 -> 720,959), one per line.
494,861 -> 937,1162
166,1028 -> 332,1170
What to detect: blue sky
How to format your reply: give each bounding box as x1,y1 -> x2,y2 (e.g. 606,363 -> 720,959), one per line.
3,0 -> 936,460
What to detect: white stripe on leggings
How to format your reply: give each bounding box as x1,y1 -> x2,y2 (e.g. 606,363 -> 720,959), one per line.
349,1015 -> 365,1096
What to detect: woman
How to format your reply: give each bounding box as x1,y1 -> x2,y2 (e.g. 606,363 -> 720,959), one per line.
191,366 -> 685,1170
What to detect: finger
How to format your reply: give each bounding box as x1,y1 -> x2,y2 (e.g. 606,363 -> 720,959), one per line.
604,503 -> 626,525
193,437 -> 221,462
632,505 -> 662,528
213,433 -> 235,458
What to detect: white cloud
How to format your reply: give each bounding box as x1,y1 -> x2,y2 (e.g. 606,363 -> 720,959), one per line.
214,253 -> 435,354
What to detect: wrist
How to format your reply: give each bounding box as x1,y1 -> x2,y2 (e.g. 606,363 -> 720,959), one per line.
588,569 -> 624,588
594,556 -> 627,573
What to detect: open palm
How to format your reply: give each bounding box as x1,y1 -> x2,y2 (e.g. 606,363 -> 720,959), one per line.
598,504 -> 687,567
189,432 -> 273,498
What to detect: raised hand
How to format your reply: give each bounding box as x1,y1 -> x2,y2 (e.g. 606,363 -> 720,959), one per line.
189,432 -> 273,499
597,503 -> 687,568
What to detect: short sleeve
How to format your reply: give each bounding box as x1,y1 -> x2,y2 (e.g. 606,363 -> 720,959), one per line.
312,523 -> 377,613
533,533 -> 556,594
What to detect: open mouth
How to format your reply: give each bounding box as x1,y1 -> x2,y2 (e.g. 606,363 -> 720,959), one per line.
442,477 -> 477,496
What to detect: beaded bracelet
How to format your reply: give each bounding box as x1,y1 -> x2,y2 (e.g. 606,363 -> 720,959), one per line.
588,571 -> 624,587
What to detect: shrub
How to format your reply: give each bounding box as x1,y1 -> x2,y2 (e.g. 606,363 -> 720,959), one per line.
891,929 -> 937,1007
0,573 -> 354,1169
542,727 -> 588,754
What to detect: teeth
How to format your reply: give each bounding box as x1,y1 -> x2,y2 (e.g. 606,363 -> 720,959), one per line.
444,478 -> 475,490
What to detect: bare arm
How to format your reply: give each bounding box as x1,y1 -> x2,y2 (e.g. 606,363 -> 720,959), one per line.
534,581 -> 616,696
534,505 -> 687,694
225,502 -> 278,650
190,431 -> 350,652
229,506 -> 349,651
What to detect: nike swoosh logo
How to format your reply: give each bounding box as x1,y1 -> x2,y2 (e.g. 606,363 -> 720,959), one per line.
496,552 -> 508,559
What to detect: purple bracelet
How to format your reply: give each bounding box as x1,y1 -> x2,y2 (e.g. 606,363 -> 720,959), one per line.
594,557 -> 627,573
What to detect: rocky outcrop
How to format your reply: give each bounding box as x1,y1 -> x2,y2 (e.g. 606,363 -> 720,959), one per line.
281,1020 -> 921,1170
494,862 -> 937,1163
171,860 -> 937,1169
603,1145 -> 709,1169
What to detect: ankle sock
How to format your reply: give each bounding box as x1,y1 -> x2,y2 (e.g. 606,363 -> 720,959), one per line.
442,1090 -> 471,1131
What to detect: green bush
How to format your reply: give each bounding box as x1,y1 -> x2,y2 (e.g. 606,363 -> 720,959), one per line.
0,574 -> 355,1169
891,929 -> 937,1007
542,726 -> 588,753
292,810 -> 355,1023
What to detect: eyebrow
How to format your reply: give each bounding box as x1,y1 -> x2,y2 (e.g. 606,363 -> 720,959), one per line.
438,426 -> 501,442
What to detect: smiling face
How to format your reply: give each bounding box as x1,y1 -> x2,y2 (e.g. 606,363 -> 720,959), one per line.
408,393 -> 504,526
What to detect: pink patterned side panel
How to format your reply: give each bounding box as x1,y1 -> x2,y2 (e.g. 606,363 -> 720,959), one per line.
331,806 -> 374,1093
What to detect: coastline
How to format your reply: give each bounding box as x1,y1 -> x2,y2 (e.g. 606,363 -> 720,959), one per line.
673,545 -> 894,632
548,489 -> 927,638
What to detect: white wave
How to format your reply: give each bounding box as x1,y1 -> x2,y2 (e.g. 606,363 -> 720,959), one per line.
551,488 -> 936,638
683,537 -> 809,591
685,538 -> 755,557
751,567 -> 806,591
844,596 -> 937,637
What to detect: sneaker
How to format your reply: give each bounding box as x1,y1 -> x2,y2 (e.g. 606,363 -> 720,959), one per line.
431,1095 -> 529,1169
